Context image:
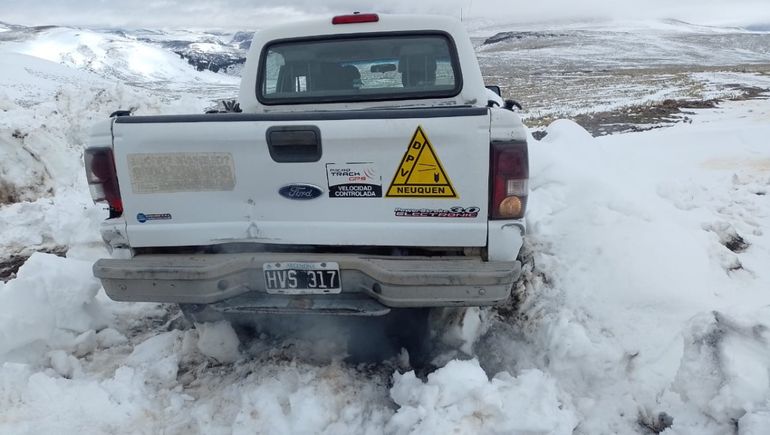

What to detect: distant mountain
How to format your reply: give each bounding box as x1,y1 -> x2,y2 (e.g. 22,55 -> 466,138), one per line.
0,22 -> 60,41
0,22 -> 253,76
231,31 -> 254,50
745,23 -> 770,32
147,38 -> 247,73
133,29 -> 252,74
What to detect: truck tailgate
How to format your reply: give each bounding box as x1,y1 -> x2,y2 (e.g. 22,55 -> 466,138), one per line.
112,107 -> 490,248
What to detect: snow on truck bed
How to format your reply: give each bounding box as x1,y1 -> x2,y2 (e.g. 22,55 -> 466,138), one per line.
2,27 -> 770,435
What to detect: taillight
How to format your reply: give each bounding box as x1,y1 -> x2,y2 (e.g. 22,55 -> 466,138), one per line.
490,141 -> 528,219
84,147 -> 123,218
332,13 -> 379,25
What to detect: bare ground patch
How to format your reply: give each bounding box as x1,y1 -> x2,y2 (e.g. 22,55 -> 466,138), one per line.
0,179 -> 21,206
531,84 -> 769,139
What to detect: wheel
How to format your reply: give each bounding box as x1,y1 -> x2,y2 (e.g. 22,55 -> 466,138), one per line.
386,308 -> 433,369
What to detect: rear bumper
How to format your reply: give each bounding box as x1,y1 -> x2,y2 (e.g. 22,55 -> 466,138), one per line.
93,252 -> 521,314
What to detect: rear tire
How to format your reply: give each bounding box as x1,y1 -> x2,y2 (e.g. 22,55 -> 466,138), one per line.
343,308 -> 432,366
386,308 -> 433,369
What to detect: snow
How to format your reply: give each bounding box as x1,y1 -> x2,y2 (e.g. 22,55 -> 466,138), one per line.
0,253 -> 107,363
7,27 -> 240,91
195,321 -> 241,363
0,39 -> 235,259
1,19 -> 770,435
477,98 -> 770,433
466,18 -> 762,37
389,359 -> 577,434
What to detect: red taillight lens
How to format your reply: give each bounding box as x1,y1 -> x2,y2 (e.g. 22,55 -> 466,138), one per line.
85,147 -> 123,217
490,141 -> 529,219
332,13 -> 379,25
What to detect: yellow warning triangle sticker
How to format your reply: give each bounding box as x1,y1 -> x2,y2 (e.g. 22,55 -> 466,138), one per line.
386,126 -> 458,198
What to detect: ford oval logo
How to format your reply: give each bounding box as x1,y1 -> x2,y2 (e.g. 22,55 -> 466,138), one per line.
279,184 -> 323,200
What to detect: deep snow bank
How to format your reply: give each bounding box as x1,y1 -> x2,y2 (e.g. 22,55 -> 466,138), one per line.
477,101 -> 770,433
0,49 -> 232,259
389,359 -> 576,434
0,253 -> 107,362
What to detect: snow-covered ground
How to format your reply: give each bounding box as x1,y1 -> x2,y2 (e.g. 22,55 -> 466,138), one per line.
0,24 -> 241,91
480,99 -> 770,433
474,19 -> 770,121
1,20 -> 770,435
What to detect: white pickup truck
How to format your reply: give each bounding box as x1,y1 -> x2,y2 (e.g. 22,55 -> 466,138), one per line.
86,13 -> 529,323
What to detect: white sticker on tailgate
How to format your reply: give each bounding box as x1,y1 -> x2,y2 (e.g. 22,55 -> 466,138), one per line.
326,163 -> 382,198
127,152 -> 235,194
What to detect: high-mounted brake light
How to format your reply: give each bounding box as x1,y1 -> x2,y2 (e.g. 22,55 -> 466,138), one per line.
489,141 -> 529,219
85,147 -> 123,218
332,13 -> 379,25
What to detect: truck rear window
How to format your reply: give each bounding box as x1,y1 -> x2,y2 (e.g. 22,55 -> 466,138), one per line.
258,33 -> 461,104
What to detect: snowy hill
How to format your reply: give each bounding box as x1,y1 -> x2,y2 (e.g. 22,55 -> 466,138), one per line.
1,18 -> 770,434
476,20 -> 770,69
473,19 -> 770,122
0,33 -> 237,263
131,29 -> 249,74
0,23 -> 241,91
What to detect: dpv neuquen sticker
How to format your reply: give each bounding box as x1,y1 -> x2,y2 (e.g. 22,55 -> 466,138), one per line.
386,126 -> 457,198
326,163 -> 382,198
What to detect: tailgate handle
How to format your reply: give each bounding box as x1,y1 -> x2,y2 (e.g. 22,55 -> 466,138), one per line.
266,126 -> 322,163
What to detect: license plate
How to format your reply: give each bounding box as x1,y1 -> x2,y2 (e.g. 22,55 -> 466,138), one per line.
263,262 -> 341,294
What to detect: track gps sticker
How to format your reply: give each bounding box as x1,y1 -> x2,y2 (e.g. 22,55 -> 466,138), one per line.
326,163 -> 382,198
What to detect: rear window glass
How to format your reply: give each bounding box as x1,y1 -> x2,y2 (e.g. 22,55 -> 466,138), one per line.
258,33 -> 461,104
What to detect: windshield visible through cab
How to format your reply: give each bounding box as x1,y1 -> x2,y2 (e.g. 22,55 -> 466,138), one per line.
258,33 -> 461,104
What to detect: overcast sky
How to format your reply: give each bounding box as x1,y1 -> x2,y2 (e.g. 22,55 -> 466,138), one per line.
1,0 -> 769,29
